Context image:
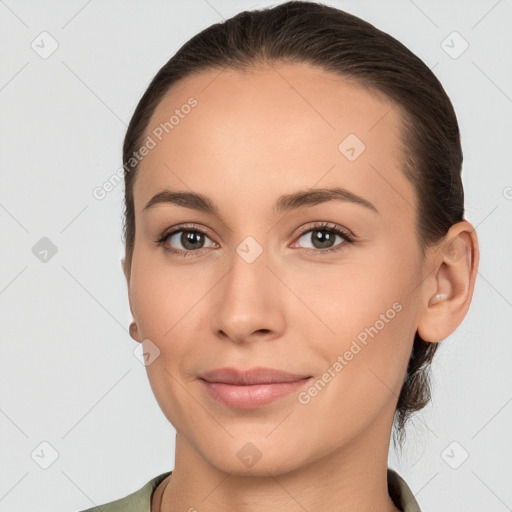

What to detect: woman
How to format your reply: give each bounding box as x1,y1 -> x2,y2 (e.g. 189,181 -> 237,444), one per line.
80,1 -> 479,511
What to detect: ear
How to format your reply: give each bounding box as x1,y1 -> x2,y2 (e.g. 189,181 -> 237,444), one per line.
121,257 -> 142,342
129,321 -> 143,343
417,220 -> 479,343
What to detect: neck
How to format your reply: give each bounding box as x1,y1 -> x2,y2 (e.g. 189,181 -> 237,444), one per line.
156,412 -> 402,512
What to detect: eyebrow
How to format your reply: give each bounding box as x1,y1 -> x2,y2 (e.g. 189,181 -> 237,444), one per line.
143,186 -> 379,216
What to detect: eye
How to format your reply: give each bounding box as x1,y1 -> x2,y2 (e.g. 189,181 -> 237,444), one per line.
292,222 -> 354,255
156,221 -> 355,258
156,223 -> 217,257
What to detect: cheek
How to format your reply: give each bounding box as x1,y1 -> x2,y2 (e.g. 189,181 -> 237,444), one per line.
289,253 -> 415,387
288,252 -> 409,335
130,265 -> 199,428
298,298 -> 412,438
129,259 -> 210,390
130,258 -> 196,340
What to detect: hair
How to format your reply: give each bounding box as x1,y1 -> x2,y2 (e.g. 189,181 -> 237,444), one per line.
122,0 -> 464,454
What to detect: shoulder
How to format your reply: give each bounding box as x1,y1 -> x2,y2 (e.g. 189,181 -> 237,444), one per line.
387,468 -> 422,512
76,471 -> 172,512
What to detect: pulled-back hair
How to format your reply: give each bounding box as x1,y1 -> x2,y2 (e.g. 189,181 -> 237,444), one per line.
122,0 -> 464,453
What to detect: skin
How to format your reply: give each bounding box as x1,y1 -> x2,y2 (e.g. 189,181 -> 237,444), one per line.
121,62 -> 479,512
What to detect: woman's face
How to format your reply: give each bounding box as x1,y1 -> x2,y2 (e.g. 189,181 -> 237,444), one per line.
125,62 -> 428,474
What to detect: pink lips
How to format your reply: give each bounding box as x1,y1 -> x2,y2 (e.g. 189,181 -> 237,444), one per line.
198,367 -> 312,409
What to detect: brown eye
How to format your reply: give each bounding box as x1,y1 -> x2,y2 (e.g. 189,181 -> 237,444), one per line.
298,229 -> 339,250
157,224 -> 217,256
170,230 -> 207,251
293,222 -> 354,255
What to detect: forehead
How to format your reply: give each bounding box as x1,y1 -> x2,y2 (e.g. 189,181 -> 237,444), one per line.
133,62 -> 416,223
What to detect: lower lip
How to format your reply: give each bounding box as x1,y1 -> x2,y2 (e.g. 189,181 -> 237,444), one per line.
199,378 -> 312,409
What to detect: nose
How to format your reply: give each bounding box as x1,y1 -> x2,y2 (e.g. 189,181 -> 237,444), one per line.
212,240 -> 285,345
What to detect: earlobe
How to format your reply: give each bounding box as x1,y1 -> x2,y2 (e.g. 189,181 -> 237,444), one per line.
129,321 -> 142,343
416,221 -> 479,343
122,257 -> 139,341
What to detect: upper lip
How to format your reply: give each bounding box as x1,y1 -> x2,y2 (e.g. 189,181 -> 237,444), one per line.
199,367 -> 311,385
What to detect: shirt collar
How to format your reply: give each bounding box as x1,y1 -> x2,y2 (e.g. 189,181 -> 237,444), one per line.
388,468 -> 422,511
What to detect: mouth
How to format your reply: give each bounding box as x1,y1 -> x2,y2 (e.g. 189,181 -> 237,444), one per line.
197,367 -> 313,409
198,366 -> 312,385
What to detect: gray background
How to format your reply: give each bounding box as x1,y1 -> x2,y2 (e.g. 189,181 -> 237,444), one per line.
1,0 -> 511,510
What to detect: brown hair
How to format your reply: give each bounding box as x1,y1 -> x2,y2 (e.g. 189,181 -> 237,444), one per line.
122,0 -> 464,453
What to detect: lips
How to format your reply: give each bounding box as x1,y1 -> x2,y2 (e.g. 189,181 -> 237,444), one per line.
199,366 -> 311,385
198,367 -> 313,409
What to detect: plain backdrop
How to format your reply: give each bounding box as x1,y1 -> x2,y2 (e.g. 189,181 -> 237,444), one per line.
1,1 -> 511,511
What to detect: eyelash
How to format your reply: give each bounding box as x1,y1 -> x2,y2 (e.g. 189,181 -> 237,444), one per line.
155,221 -> 355,258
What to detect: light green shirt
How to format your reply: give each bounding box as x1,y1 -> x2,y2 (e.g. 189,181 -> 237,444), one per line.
78,468 -> 421,512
